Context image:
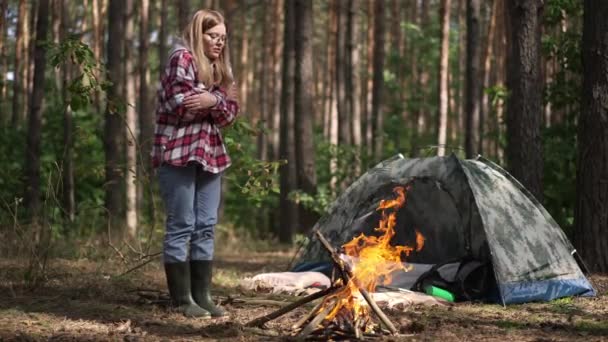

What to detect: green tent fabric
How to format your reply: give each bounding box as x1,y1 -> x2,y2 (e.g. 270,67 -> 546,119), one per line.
293,154 -> 595,304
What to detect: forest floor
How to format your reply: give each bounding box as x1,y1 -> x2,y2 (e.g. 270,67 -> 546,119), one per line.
1,245 -> 607,342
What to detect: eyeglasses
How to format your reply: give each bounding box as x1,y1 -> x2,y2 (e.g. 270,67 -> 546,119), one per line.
205,33 -> 227,43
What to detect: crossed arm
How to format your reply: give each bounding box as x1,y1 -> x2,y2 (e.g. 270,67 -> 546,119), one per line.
161,50 -> 239,128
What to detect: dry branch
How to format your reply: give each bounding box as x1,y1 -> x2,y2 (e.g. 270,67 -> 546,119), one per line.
245,285 -> 340,328
314,229 -> 398,335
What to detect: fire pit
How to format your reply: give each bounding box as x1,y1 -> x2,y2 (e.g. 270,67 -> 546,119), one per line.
246,185 -> 424,340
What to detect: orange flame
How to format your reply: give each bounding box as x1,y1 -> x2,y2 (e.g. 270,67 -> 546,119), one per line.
323,185 -> 424,322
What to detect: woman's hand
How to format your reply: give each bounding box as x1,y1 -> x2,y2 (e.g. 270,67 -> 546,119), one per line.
183,92 -> 218,110
227,83 -> 238,102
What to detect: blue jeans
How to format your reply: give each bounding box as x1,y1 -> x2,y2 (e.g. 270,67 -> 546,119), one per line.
158,163 -> 222,263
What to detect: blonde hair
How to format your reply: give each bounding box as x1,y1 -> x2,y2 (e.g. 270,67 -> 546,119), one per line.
181,10 -> 234,88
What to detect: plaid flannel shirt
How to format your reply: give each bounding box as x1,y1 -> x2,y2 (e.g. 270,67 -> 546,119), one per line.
151,47 -> 239,172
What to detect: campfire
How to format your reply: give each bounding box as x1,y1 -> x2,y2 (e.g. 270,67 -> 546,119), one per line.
247,184 -> 424,340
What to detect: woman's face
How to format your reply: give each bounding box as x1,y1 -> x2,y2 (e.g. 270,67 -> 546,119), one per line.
203,23 -> 227,61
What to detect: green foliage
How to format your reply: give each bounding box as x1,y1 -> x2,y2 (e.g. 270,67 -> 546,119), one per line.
221,118 -> 283,233
46,35 -> 112,111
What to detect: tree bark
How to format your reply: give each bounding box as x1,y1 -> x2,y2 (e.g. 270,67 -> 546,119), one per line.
505,0 -> 544,201
458,0 -> 466,148
465,0 -> 481,158
279,0 -> 298,244
11,0 -> 27,127
479,0 -> 497,156
60,0 -> 75,222
372,0 -> 385,161
365,0 -> 374,157
336,0 -> 350,146
257,0 -> 270,161
138,0 -> 153,221
270,0 -> 282,161
104,0 -> 127,233
294,0 -> 319,233
409,0 -> 420,157
124,0 -> 137,238
574,0 -> 608,273
437,0 -> 451,156
0,0 -> 8,109
23,0 -> 49,222
348,0 -> 362,174
411,0 -> 429,157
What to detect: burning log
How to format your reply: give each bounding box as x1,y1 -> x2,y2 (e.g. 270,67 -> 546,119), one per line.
314,229 -> 398,335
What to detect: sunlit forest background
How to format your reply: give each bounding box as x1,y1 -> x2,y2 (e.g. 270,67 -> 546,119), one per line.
1,0 -> 606,277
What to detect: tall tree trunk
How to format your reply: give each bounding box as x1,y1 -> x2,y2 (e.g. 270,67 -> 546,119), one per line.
11,0 -> 27,127
238,4 -> 249,115
493,0 -> 507,162
365,0 -> 374,157
178,0 -> 190,32
505,0 -> 544,201
348,0 -> 362,173
138,0 -> 153,221
24,0 -> 32,125
409,0 -> 420,157
279,0 -> 298,244
60,0 -> 75,222
324,0 -> 333,138
270,0 -> 282,161
0,0 -> 7,110
458,0 -> 466,148
294,0 -> 318,233
23,0 -> 49,222
104,0 -> 127,234
124,0 -> 137,238
437,0 -> 451,156
465,0 -> 481,158
257,0 -> 270,161
158,0 -> 168,69
372,0 -> 385,161
389,0 -> 404,151
411,0 -> 430,157
479,0 -> 497,156
336,0 -> 350,146
574,0 -> 608,273
328,0 -> 339,192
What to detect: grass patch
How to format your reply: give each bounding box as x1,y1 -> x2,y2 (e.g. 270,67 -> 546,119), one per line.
574,320 -> 608,335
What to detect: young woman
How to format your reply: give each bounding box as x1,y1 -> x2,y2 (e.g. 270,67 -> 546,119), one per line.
152,9 -> 238,318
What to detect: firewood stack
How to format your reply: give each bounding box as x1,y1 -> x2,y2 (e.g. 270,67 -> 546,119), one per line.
246,230 -> 400,341
247,186 -> 419,340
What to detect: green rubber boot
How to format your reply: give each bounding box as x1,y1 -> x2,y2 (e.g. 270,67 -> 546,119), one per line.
190,260 -> 227,317
164,262 -> 211,318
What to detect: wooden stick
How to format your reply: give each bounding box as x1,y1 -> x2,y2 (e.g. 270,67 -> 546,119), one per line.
314,229 -> 398,335
245,286 -> 339,327
292,298 -> 325,330
354,316 -> 362,340
296,301 -> 334,341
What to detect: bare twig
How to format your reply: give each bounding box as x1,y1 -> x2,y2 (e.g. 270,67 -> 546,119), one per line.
117,253 -> 161,277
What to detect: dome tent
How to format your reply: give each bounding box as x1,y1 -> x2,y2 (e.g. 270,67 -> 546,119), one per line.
292,154 -> 595,304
